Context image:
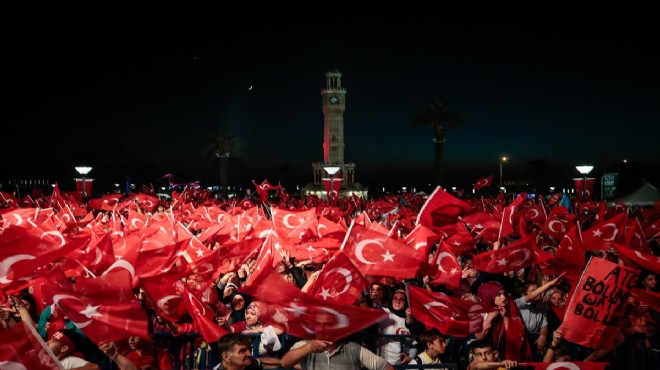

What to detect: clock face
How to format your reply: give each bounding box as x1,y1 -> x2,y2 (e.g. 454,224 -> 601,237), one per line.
329,96 -> 339,105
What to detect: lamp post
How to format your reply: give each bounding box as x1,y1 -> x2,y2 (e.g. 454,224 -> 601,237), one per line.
323,166 -> 340,207
575,165 -> 593,202
75,166 -> 93,197
499,156 -> 508,189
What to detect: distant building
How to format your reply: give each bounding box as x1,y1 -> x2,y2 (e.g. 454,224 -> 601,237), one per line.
302,69 -> 368,200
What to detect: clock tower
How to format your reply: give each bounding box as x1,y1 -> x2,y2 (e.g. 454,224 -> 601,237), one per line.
321,69 -> 346,164
305,69 -> 367,200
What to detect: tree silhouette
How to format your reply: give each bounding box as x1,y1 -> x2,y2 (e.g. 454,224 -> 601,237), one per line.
203,130 -> 243,197
411,97 -> 464,186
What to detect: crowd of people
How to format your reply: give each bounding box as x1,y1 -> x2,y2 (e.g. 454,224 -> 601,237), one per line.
1,182 -> 659,370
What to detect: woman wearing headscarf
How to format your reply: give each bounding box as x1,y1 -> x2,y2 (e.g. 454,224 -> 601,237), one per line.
216,301 -> 284,356
476,280 -> 532,362
376,288 -> 425,365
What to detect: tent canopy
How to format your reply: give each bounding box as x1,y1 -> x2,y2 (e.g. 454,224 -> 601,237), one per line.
614,182 -> 660,206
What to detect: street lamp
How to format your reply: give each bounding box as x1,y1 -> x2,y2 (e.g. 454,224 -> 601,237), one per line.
323,166 -> 340,207
499,156 -> 508,188
75,166 -> 93,197
576,165 -> 593,202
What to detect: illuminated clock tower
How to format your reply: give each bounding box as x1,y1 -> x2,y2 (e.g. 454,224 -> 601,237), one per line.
305,69 -> 367,199
322,69 -> 346,164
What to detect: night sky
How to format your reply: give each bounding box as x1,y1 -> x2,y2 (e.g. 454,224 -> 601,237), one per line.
4,2 -> 660,195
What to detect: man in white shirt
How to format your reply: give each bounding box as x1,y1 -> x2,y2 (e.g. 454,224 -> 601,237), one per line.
47,329 -> 100,370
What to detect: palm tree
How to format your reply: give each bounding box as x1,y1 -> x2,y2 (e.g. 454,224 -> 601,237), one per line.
411,97 -> 464,186
204,130 -> 243,197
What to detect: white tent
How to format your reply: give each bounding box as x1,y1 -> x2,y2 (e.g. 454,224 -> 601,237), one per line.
614,182 -> 660,206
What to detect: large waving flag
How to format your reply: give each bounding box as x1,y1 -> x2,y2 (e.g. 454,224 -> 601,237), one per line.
342,223 -> 426,278
43,270 -> 149,344
473,234 -> 536,273
416,186 -> 472,230
307,251 -> 367,306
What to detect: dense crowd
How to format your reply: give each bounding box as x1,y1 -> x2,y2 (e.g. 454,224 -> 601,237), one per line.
1,182 -> 659,370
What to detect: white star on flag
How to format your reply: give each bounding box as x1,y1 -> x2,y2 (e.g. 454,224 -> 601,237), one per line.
382,250 -> 395,262
80,304 -> 102,318
496,258 -> 508,266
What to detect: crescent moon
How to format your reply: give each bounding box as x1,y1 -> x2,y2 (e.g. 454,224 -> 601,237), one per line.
509,248 -> 532,267
157,295 -> 182,315
475,179 -> 488,187
131,218 -> 145,229
11,214 -> 25,226
354,239 -> 383,265
144,200 -> 154,208
248,85 -> 253,90
52,294 -> 93,328
102,259 -> 136,280
634,251 -> 650,261
0,361 -> 28,370
422,301 -> 448,323
61,213 -> 72,223
317,307 -> 350,329
527,209 -> 540,220
0,254 -> 36,284
317,224 -> 329,235
601,223 -> 618,241
435,252 -> 453,273
547,220 -> 565,234
187,292 -> 206,316
41,230 -> 66,247
326,267 -> 353,295
546,363 -> 581,370
91,247 -> 103,266
282,214 -> 299,229
413,242 -> 426,250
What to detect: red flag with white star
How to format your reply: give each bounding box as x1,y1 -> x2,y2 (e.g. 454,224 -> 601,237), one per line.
307,251 -> 367,306
473,234 -> 537,274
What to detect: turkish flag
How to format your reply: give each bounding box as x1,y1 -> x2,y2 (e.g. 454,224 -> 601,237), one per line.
613,242 -> 660,273
416,186 -> 472,230
574,178 -> 596,203
215,238 -> 262,274
541,206 -> 574,241
473,234 -> 536,273
271,207 -> 318,241
523,362 -> 607,370
556,223 -> 586,270
473,175 -> 493,190
0,191 -> 20,208
630,288 -> 660,312
43,271 -> 150,344
317,214 -> 348,239
428,242 -> 462,288
522,202 -> 547,224
0,226 -> 86,289
404,224 -> 441,259
560,257 -> 639,350
407,284 -> 486,337
141,270 -> 189,323
255,287 -> 387,341
134,239 -> 188,279
342,224 -> 425,279
87,194 -> 123,211
581,211 -> 627,251
0,321 -> 61,370
624,217 -> 649,252
182,286 -> 229,343
307,251 -> 367,306
498,192 -> 526,241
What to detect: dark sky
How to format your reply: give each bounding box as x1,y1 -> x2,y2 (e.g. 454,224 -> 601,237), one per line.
4,2 -> 660,194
